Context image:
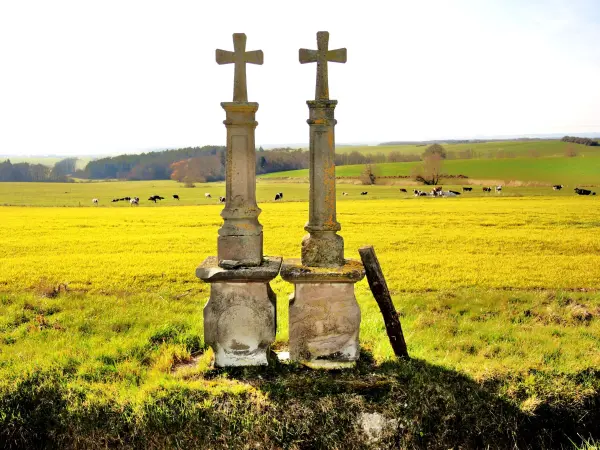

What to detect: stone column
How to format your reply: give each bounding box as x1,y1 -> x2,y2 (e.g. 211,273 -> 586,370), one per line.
197,33 -> 281,367
282,31 -> 365,369
302,99 -> 343,267
218,102 -> 262,267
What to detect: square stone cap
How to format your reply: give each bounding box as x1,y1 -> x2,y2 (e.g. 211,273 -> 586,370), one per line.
280,258 -> 365,283
196,256 -> 282,283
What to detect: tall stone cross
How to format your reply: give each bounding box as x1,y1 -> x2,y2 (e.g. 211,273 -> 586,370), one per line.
216,33 -> 264,102
281,32 -> 365,368
298,31 -> 346,267
214,33 -> 264,267
299,31 -> 347,101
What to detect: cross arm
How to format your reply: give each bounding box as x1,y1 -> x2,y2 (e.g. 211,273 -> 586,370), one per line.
245,50 -> 264,65
299,49 -> 318,64
327,48 -> 347,64
216,49 -> 235,65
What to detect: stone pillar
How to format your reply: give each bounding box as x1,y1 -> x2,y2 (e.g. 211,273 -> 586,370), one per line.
282,31 -> 365,369
197,33 -> 281,367
302,99 -> 344,267
218,102 -> 262,267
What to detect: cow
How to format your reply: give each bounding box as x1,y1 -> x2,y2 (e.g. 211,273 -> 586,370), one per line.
360,191 -> 368,195
92,198 -> 99,205
448,190 -> 461,196
342,192 -> 349,196
414,189 -> 427,197
575,188 -> 593,196
111,198 -> 119,203
275,193 -> 281,201
462,187 -> 473,192
205,193 -> 211,198
553,185 -> 563,191
173,194 -> 179,200
130,198 -> 139,206
277,192 -> 283,199
483,187 -> 492,192
124,197 -> 131,201
399,188 -> 407,193
148,195 -> 164,203
495,186 -> 503,193
219,196 -> 226,203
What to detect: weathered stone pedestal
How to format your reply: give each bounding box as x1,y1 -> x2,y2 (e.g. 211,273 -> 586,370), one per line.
281,259 -> 365,369
197,256 -> 281,367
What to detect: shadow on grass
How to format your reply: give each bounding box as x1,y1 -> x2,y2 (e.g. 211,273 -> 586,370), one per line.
1,349 -> 598,449
205,349 -> 600,450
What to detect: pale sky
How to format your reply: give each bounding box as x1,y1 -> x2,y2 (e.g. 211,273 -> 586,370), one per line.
1,0 -> 599,156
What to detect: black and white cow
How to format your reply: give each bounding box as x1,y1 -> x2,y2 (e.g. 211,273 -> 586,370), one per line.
92,198 -> 99,205
553,185 -> 563,191
360,191 -> 368,195
483,187 -> 492,193
173,194 -> 179,200
462,187 -> 473,192
575,188 -> 595,196
399,188 -> 407,193
219,196 -> 226,203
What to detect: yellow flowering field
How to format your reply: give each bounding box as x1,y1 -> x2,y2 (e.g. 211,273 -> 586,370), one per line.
1,196 -> 599,448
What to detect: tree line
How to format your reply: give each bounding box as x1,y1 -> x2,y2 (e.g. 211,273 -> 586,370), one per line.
0,158 -> 77,182
561,136 -> 598,146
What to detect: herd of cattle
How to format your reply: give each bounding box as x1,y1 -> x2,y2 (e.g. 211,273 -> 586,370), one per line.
347,185 -> 596,198
92,191 -> 286,206
91,186 -> 596,205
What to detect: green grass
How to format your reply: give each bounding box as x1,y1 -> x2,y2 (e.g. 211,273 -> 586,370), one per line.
261,154 -> 600,186
1,194 -> 600,448
336,139 -> 600,158
0,179 -> 594,208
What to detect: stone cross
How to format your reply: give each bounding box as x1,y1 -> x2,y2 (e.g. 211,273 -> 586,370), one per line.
299,31 -> 347,101
298,31 -> 346,267
216,33 -> 263,103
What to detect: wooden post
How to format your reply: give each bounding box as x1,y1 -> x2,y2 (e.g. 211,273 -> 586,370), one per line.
358,246 -> 409,359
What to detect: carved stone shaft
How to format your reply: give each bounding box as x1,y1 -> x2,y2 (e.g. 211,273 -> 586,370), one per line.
301,99 -> 344,267
218,102 -> 263,267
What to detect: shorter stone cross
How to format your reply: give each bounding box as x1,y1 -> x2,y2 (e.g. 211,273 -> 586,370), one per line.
216,33 -> 263,102
299,31 -> 347,101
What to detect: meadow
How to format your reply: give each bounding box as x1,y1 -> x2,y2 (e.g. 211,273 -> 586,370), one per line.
1,184 -> 600,448
336,139 -> 600,158
0,178 -> 589,209
261,153 -> 600,186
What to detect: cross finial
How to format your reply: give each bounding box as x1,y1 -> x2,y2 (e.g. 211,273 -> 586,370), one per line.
216,33 -> 263,102
299,31 -> 347,101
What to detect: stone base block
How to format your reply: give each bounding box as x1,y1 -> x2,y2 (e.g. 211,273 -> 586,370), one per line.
281,259 -> 365,369
301,232 -> 344,267
218,233 -> 263,267
197,256 -> 282,367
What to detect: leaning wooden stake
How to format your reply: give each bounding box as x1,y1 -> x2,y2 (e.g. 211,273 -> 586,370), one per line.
359,246 -> 410,359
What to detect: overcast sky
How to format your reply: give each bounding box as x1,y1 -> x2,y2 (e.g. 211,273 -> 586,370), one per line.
1,0 -> 599,156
